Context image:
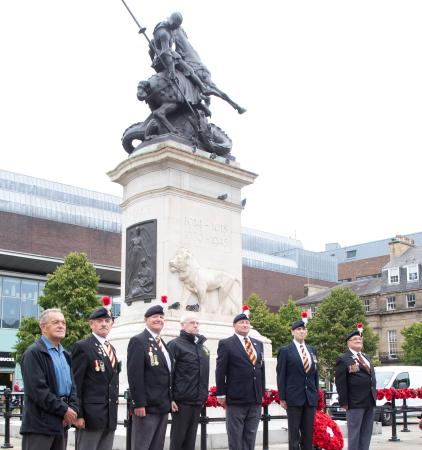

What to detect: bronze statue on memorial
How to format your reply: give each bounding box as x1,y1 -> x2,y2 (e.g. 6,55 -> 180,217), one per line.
120,5 -> 245,157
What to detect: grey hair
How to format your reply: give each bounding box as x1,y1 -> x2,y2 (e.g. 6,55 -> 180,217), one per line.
180,313 -> 198,324
39,308 -> 63,325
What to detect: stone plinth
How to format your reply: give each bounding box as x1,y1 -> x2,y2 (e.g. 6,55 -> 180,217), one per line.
107,140 -> 274,391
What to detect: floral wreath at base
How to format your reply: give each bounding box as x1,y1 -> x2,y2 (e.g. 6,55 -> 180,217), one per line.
312,410 -> 344,450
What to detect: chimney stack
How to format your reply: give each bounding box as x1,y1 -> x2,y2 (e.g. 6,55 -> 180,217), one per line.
389,235 -> 414,260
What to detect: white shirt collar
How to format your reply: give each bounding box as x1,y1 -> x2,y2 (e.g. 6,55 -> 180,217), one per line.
235,332 -> 249,342
92,332 -> 108,345
146,327 -> 159,339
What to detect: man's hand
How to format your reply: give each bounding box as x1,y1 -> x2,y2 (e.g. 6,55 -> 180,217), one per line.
280,400 -> 288,410
171,401 -> 179,412
217,397 -> 227,409
63,407 -> 77,425
134,407 -> 146,417
341,405 -> 348,411
75,418 -> 85,429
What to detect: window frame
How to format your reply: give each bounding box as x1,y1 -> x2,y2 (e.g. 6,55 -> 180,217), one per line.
388,268 -> 400,285
406,264 -> 419,282
406,293 -> 416,308
386,296 -> 396,311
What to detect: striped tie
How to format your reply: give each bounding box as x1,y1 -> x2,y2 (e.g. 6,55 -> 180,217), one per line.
244,338 -> 257,365
357,352 -> 371,374
156,336 -> 163,352
104,341 -> 116,369
300,344 -> 310,373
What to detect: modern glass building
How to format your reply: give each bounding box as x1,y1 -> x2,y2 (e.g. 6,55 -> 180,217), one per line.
242,227 -> 337,282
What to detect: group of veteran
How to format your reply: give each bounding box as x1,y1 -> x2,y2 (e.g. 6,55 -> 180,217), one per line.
19,303 -> 377,450
20,305 -> 119,450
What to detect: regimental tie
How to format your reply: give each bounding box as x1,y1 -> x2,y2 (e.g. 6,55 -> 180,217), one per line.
300,344 -> 310,373
244,337 -> 257,366
156,336 -> 163,352
357,352 -> 371,374
104,340 -> 116,369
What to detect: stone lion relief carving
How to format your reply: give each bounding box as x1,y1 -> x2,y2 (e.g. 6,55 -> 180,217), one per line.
169,248 -> 239,315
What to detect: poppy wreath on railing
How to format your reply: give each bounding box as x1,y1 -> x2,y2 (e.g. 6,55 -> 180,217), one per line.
377,387 -> 422,401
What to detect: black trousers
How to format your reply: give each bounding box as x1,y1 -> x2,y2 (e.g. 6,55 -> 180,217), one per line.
22,431 -> 67,450
286,403 -> 316,450
170,404 -> 202,450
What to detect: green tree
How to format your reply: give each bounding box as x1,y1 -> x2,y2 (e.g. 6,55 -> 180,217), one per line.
402,321 -> 422,365
277,297 -> 301,348
15,252 -> 100,361
306,287 -> 378,381
247,294 -> 303,356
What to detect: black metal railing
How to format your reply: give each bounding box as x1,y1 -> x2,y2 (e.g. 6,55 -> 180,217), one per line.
1,389 -> 421,450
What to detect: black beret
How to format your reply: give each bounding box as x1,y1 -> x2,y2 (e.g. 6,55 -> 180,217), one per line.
144,305 -> 164,318
233,313 -> 250,324
89,307 -> 113,320
291,320 -> 306,330
345,330 -> 361,342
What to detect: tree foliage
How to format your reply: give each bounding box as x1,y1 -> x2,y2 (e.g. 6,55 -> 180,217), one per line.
401,321 -> 422,365
15,252 -> 100,361
306,287 -> 379,380
277,296 -> 301,348
247,293 -> 301,356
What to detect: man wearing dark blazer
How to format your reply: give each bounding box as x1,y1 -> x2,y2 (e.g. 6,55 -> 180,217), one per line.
335,329 -> 377,450
216,312 -> 265,450
277,319 -> 319,450
127,304 -> 174,450
72,305 -> 119,450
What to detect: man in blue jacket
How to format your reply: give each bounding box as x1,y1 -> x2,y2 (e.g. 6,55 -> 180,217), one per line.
216,312 -> 265,450
277,319 -> 319,450
20,308 -> 79,450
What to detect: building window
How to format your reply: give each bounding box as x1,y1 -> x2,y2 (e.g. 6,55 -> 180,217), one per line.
406,265 -> 419,282
406,293 -> 416,308
388,268 -> 400,284
387,296 -> 396,311
310,305 -> 317,318
346,250 -> 357,259
363,298 -> 370,313
388,330 -> 398,358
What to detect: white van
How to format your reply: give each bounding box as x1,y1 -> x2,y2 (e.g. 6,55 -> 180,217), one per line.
375,365 -> 422,425
330,365 -> 422,425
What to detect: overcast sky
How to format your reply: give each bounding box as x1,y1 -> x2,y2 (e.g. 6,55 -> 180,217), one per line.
1,1 -> 421,252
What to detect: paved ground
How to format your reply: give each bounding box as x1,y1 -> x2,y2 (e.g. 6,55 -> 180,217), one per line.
1,423 -> 421,449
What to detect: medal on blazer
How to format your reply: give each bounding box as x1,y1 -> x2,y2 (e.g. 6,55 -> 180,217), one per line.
148,345 -> 159,366
348,356 -> 360,373
99,361 -> 106,372
94,359 -> 101,372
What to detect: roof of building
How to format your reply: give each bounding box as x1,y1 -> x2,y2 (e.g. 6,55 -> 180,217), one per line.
383,246 -> 422,270
322,232 -> 422,263
0,169 -> 121,233
295,277 -> 381,306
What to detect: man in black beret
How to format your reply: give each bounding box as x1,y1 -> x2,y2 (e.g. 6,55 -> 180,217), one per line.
71,302 -> 119,450
127,304 -> 174,450
335,327 -> 377,450
215,311 -> 265,450
277,319 -> 319,450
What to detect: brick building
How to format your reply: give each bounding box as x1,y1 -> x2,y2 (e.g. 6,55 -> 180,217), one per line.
297,235 -> 422,363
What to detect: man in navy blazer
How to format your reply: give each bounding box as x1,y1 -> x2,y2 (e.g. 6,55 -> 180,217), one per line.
277,319 -> 319,450
216,312 -> 265,450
